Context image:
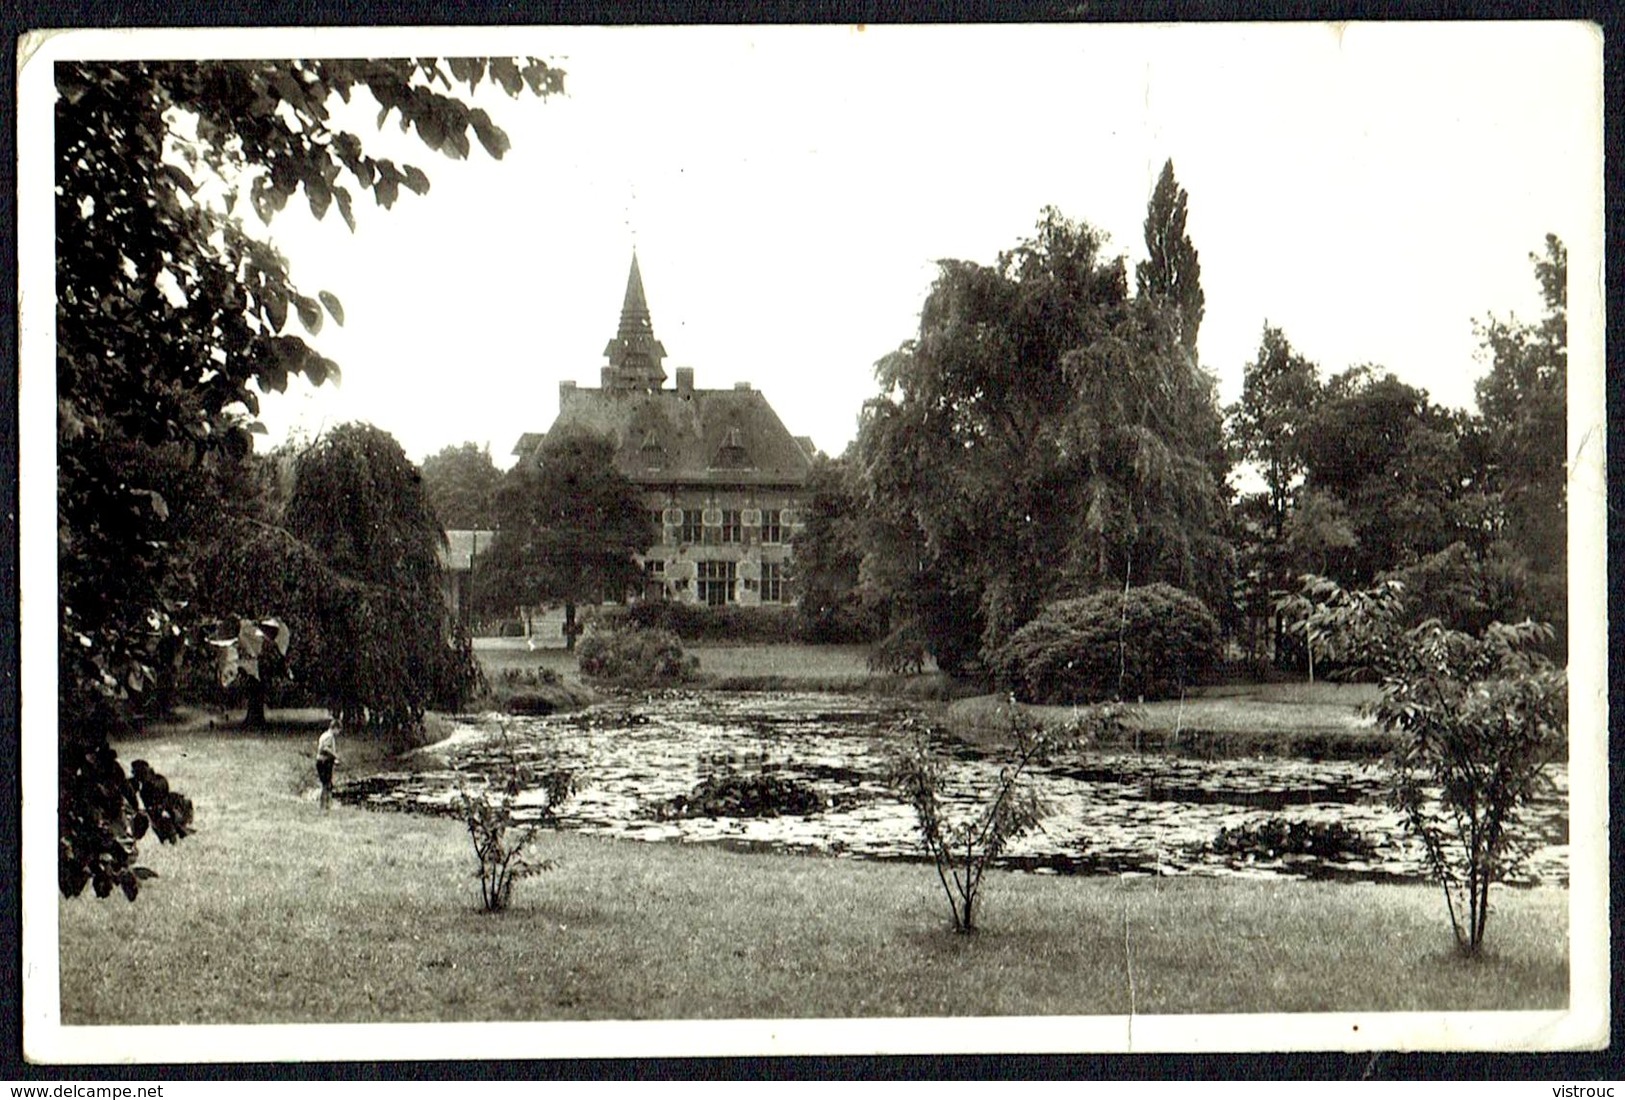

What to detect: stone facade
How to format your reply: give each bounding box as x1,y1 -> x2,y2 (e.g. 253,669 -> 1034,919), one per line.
514,255 -> 813,607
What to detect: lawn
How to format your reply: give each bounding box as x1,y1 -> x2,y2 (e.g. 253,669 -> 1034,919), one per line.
473,638 -> 971,700
57,727 -> 1569,1025
475,637 -> 875,683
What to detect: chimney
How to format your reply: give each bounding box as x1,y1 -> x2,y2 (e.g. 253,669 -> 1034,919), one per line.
734,381 -> 751,391
559,380 -> 577,406
676,367 -> 694,396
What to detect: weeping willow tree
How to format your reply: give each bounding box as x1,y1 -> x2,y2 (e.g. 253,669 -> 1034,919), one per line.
856,207 -> 1230,668
205,422 -> 478,732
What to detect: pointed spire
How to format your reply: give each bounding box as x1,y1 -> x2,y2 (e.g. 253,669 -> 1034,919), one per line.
603,252 -> 667,391
619,252 -> 653,337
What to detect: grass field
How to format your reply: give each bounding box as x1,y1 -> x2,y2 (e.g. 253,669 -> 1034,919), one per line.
473,639 -> 973,702
477,638 -> 874,681
57,726 -> 1569,1024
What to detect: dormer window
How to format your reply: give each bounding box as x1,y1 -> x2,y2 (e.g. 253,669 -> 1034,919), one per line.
639,430 -> 665,466
713,426 -> 750,468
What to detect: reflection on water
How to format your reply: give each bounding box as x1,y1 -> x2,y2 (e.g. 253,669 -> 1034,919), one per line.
338,692 -> 1568,886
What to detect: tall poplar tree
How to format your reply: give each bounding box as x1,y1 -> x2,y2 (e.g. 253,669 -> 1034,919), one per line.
1135,159 -> 1206,356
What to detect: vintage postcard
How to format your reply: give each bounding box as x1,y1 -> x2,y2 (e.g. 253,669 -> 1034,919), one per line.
17,22 -> 1608,1064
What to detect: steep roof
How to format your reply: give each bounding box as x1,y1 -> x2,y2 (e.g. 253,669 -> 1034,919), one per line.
541,384 -> 811,488
439,529 -> 496,572
516,252 -> 810,488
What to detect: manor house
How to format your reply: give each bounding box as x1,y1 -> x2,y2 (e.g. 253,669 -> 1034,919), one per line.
513,255 -> 814,607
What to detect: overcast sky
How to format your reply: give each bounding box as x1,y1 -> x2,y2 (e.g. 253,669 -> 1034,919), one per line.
206,23 -> 1603,466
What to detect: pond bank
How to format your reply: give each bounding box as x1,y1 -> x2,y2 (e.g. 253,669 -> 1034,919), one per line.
341,692 -> 1569,888
941,687 -> 1396,759
473,638 -> 1394,750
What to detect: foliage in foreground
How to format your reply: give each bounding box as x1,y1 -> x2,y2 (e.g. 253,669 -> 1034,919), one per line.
1286,574 -> 1566,955
454,726 -> 574,913
55,57 -> 560,898
886,704 -> 1127,933
58,747 -> 193,900
991,583 -> 1219,703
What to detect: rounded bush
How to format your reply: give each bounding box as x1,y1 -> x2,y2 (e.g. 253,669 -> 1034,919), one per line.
992,584 -> 1219,704
576,627 -> 697,685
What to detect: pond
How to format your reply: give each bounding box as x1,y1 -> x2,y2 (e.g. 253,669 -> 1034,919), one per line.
338,692 -> 1569,886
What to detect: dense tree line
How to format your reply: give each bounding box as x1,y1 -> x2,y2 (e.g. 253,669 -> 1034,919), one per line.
796,167 -> 1568,679
201,423 -> 480,731
1225,235 -> 1568,667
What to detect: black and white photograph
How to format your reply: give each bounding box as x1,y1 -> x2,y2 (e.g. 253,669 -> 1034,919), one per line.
16,21 -> 1608,1064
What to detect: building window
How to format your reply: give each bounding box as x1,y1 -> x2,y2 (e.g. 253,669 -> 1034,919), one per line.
643,558 -> 666,600
760,561 -> 783,603
696,560 -> 736,606
720,509 -> 742,543
680,509 -> 704,544
650,510 -> 666,538
761,509 -> 783,544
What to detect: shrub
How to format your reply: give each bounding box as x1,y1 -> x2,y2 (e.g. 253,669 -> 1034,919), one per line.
991,584 -> 1220,704
453,728 -> 574,914
576,627 -> 698,685
885,703 -> 1127,933
498,665 -> 561,689
1288,573 -> 1567,956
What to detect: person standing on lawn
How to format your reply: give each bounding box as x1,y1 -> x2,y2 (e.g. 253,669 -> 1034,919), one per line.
315,719 -> 340,811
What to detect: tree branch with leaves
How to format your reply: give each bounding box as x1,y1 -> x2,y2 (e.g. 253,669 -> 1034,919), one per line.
1282,574 -> 1565,955
56,57 -> 562,899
